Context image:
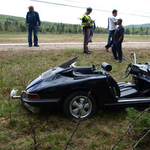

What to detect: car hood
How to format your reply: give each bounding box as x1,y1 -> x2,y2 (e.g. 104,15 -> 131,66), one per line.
26,57 -> 78,90
26,67 -> 64,90
26,75 -> 42,90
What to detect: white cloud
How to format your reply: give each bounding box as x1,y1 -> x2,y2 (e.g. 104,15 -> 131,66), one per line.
0,0 -> 150,28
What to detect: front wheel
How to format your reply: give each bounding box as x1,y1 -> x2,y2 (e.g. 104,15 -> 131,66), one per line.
63,91 -> 97,119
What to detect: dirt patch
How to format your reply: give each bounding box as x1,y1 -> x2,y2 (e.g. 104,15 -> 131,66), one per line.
0,43 -> 150,53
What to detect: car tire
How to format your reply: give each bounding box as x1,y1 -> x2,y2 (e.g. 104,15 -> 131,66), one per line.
63,91 -> 97,119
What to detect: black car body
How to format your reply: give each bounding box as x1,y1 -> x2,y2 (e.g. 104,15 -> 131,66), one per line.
12,54 -> 150,118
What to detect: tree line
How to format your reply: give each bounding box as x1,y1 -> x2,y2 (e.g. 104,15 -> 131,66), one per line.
0,19 -> 108,34
0,18 -> 150,35
125,26 -> 150,35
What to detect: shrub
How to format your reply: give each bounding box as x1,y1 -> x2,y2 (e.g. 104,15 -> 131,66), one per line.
126,107 -> 150,132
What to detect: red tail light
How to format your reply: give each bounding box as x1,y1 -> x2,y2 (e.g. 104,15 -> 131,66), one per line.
25,93 -> 39,99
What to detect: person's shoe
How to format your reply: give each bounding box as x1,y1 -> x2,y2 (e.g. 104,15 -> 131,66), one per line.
29,45 -> 32,47
84,50 -> 91,54
105,46 -> 109,52
122,57 -> 127,60
34,45 -> 39,47
116,60 -> 122,63
89,40 -> 92,43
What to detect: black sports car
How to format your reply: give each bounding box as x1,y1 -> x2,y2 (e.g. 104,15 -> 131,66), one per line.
11,53 -> 150,118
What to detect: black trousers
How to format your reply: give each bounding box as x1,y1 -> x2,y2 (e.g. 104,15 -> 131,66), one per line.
112,41 -> 123,61
83,28 -> 90,51
105,30 -> 116,49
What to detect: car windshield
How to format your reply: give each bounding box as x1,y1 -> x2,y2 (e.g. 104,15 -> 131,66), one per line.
41,58 -> 78,79
59,57 -> 78,69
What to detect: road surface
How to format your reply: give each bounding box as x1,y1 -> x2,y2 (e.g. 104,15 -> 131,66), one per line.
0,42 -> 150,52
0,42 -> 150,46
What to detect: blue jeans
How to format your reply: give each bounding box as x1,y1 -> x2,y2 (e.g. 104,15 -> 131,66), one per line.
105,30 -> 116,49
89,28 -> 94,41
112,41 -> 123,61
28,25 -> 38,46
107,30 -> 112,44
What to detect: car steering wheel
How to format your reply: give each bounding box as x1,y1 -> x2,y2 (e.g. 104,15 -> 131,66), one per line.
124,63 -> 132,78
91,65 -> 96,73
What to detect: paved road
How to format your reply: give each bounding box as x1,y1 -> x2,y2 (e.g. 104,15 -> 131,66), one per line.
0,42 -> 149,46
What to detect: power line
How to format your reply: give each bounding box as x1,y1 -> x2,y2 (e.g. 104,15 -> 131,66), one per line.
59,0 -> 85,4
30,0 -> 89,10
61,0 -> 150,15
31,0 -> 150,18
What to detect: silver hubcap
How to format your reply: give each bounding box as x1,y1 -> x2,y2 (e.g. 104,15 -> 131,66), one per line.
69,96 -> 92,118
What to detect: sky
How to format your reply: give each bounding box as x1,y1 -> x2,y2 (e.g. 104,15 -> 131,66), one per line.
0,0 -> 150,28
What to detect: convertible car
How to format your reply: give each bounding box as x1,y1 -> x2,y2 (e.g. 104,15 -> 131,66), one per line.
11,53 -> 150,118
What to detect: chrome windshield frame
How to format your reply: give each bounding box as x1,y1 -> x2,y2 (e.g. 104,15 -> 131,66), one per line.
131,53 -> 137,64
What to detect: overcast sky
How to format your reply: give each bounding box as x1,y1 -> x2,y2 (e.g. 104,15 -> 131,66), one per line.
0,0 -> 150,28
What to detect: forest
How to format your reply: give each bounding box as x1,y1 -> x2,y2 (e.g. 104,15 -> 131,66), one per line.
0,15 -> 108,34
0,14 -> 150,35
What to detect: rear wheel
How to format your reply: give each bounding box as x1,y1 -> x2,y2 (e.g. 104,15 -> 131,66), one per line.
63,91 -> 97,118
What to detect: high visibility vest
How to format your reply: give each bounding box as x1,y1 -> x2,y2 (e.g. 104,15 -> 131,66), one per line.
90,21 -> 95,29
90,22 -> 94,27
81,14 -> 91,28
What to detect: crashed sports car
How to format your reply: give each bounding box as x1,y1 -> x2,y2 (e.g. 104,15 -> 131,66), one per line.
11,53 -> 150,118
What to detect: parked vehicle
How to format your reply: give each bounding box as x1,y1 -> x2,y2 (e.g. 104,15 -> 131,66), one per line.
11,53 -> 150,118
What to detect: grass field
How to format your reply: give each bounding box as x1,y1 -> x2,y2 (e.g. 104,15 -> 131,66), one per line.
0,32 -> 150,43
0,46 -> 150,149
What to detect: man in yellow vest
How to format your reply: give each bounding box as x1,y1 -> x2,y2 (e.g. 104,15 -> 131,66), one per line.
81,7 -> 93,54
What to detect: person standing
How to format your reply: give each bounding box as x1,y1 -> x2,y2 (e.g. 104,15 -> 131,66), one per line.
81,7 -> 92,54
112,19 -> 124,63
26,6 -> 41,47
89,20 -> 96,43
105,9 -> 118,52
107,18 -> 111,44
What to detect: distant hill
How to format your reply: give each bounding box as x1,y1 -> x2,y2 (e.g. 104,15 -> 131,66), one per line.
0,14 -> 150,29
0,14 -> 25,23
0,14 -> 108,34
125,23 -> 150,28
0,14 -> 80,26
0,14 -> 69,25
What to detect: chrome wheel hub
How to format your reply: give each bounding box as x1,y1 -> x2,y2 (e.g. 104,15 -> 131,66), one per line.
69,96 -> 92,118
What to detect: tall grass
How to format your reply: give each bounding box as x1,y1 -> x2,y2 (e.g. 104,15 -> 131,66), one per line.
0,48 -> 150,149
0,33 -> 150,43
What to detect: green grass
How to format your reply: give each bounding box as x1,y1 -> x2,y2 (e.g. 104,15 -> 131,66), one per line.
1,32 -> 150,43
0,48 -> 150,149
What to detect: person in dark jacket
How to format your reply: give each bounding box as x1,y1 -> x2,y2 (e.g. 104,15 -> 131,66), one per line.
112,18 -> 124,62
26,6 -> 41,47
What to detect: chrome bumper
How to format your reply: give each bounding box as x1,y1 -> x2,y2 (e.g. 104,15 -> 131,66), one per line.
24,102 -> 41,113
11,96 -> 21,99
10,90 -> 41,113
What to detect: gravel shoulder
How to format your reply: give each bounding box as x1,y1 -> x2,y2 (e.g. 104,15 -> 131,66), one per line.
0,42 -> 150,52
